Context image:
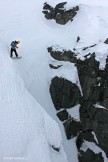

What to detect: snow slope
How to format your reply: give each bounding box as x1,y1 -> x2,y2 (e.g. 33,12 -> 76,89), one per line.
1,0 -> 108,112
0,43 -> 67,161
0,0 -> 108,162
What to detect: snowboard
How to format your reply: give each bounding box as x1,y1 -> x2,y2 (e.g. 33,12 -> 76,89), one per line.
11,56 -> 22,59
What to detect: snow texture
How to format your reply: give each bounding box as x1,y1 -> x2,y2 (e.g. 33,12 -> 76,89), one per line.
0,0 -> 108,162
0,43 -> 67,162
67,105 -> 80,121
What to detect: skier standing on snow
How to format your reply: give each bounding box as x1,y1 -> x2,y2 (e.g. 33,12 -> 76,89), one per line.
10,40 -> 20,58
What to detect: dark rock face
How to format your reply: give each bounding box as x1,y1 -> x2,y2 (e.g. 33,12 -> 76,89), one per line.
79,149 -> 104,162
64,118 -> 82,139
76,130 -> 105,162
80,104 -> 108,157
77,54 -> 100,100
57,109 -> 69,121
48,47 -> 77,63
52,145 -> 60,152
48,46 -> 108,161
104,38 -> 108,44
76,36 -> 80,42
50,76 -> 81,110
76,130 -> 98,151
82,44 -> 97,51
49,64 -> 62,69
43,2 -> 79,25
99,57 -> 108,108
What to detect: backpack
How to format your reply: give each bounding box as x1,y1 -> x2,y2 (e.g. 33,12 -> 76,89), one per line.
11,41 -> 17,49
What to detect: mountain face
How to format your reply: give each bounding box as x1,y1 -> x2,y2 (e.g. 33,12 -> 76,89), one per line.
43,2 -> 79,25
0,0 -> 108,162
44,2 -> 108,162
0,43 -> 68,162
48,44 -> 108,162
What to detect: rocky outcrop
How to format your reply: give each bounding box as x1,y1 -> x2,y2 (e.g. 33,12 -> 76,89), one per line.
99,57 -> 108,108
48,46 -> 108,161
48,47 -> 77,63
57,109 -> 69,121
43,2 -> 79,25
49,64 -> 62,69
64,118 -> 82,139
51,145 -> 60,152
77,54 -> 100,100
50,76 -> 81,110
80,104 -> 108,157
104,38 -> 108,44
76,130 -> 98,150
76,130 -> 105,162
78,149 -> 104,162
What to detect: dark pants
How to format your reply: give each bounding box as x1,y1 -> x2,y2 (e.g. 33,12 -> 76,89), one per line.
10,48 -> 18,57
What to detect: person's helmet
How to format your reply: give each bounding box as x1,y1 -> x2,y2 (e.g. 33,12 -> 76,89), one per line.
17,40 -> 20,44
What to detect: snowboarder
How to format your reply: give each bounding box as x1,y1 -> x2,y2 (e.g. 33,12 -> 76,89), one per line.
10,40 -> 20,58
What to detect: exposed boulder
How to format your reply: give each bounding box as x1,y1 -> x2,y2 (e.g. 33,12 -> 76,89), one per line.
57,109 -> 69,121
82,44 -> 97,51
99,58 -> 108,108
48,47 -> 77,63
43,2 -> 53,10
76,130 -> 98,151
55,2 -> 67,10
104,38 -> 108,44
50,76 -> 81,110
49,64 -> 62,69
78,149 -> 104,162
64,118 -> 82,139
76,36 -> 80,42
77,54 -> 100,100
76,130 -> 105,162
80,104 -> 108,157
43,2 -> 79,25
52,145 -> 60,152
